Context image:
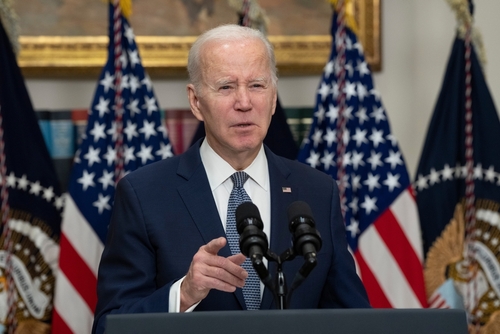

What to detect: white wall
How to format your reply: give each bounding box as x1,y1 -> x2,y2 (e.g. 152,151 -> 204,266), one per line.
25,0 -> 500,179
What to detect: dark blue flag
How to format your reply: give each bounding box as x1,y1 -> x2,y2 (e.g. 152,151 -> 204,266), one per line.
52,3 -> 174,333
0,17 -> 63,333
297,8 -> 427,308
416,4 -> 500,330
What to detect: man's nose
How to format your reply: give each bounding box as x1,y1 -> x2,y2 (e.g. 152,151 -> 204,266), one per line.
235,87 -> 252,111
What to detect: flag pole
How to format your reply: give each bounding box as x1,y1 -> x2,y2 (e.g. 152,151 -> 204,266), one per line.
463,1 -> 479,331
0,106 -> 16,333
333,0 -> 348,218
112,0 -> 125,184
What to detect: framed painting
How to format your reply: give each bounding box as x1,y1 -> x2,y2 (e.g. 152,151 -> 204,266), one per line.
15,0 -> 381,78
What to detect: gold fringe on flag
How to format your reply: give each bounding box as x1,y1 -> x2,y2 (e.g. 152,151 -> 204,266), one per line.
329,0 -> 358,35
228,0 -> 269,35
446,0 -> 486,68
107,0 -> 133,19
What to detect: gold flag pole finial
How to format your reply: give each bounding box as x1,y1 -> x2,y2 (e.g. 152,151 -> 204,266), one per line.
108,0 -> 133,19
329,0 -> 358,35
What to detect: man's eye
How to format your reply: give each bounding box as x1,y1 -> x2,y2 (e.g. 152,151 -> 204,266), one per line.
220,86 -> 231,90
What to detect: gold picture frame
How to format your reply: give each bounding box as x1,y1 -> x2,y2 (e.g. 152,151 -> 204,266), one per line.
18,0 -> 380,78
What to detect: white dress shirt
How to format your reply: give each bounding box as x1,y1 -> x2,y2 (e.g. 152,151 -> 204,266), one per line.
169,139 -> 271,312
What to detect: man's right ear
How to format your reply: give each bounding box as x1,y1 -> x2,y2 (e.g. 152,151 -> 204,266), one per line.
187,84 -> 204,122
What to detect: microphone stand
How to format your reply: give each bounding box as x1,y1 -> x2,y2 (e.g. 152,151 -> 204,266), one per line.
266,248 -> 295,310
251,247 -> 318,310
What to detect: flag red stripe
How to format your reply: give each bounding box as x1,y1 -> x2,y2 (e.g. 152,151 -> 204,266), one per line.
407,185 -> 417,201
428,293 -> 449,309
375,209 -> 428,307
354,251 -> 392,308
52,309 -> 74,334
59,233 -> 98,312
428,293 -> 439,305
431,298 -> 447,309
435,300 -> 448,309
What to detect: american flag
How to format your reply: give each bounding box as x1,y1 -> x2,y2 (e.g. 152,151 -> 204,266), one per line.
297,6 -> 427,308
52,2 -> 173,333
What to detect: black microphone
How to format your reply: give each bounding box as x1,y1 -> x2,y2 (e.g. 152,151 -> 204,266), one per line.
287,201 -> 322,262
236,202 -> 269,279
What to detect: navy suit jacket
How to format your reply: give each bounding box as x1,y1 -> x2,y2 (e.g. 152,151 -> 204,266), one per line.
92,141 -> 370,334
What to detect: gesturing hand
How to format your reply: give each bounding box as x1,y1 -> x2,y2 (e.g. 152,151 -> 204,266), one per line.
180,237 -> 247,312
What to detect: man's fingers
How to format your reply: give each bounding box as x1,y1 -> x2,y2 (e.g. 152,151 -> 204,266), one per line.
188,238 -> 248,288
199,266 -> 246,290
181,238 -> 251,310
203,237 -> 227,255
228,253 -> 247,266
199,253 -> 248,283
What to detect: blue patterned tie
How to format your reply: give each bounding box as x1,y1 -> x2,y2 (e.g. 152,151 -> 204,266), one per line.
226,171 -> 261,310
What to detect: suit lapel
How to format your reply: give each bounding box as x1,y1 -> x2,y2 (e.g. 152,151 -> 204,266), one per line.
261,148 -> 299,310
176,141 -> 246,309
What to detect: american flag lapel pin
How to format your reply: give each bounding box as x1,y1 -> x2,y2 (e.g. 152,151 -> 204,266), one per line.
282,187 -> 292,193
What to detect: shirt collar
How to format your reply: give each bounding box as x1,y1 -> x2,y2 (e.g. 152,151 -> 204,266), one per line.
200,138 -> 269,191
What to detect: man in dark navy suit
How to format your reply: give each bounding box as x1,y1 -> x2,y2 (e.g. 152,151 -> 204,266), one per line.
92,24 -> 370,334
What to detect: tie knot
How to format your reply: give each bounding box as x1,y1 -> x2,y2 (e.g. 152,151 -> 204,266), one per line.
231,171 -> 249,189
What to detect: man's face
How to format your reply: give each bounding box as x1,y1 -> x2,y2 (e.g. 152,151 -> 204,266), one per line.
188,38 -> 277,167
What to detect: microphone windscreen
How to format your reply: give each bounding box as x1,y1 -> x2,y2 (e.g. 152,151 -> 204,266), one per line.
236,202 -> 261,229
287,201 -> 314,222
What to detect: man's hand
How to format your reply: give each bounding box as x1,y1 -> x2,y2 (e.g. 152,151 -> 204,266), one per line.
180,237 -> 247,312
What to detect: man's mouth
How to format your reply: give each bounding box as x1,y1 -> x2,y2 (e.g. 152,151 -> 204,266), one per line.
235,123 -> 252,127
